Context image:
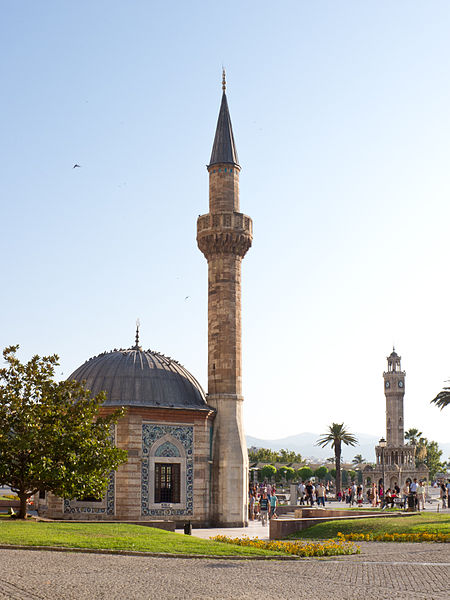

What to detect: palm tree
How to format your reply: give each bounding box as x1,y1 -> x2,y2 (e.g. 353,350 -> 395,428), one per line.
352,454 -> 365,466
316,423 -> 358,495
404,428 -> 423,446
431,383 -> 450,410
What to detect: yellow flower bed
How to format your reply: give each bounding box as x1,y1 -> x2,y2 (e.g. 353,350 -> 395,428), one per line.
336,531 -> 449,543
210,535 -> 359,557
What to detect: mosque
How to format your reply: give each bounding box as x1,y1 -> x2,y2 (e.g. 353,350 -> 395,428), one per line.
36,72 -> 251,527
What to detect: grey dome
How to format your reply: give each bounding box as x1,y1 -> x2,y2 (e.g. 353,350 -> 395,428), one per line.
68,348 -> 207,409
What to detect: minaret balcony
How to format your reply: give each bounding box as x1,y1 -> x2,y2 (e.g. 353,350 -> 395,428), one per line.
197,212 -> 252,259
197,212 -> 252,235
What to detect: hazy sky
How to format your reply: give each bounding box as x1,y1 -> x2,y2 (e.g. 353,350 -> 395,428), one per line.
2,1 -> 449,447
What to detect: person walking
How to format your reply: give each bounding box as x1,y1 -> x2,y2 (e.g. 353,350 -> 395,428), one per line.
316,482 -> 326,508
410,478 -> 419,510
297,482 -> 305,505
440,483 -> 448,510
305,481 -> 314,506
417,481 -> 426,511
269,491 -> 278,519
259,492 -> 269,526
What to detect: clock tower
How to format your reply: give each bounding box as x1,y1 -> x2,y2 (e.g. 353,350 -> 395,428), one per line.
383,348 -> 405,446
366,347 -> 428,490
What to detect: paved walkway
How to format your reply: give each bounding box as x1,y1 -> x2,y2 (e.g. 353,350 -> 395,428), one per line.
1,544 -> 448,599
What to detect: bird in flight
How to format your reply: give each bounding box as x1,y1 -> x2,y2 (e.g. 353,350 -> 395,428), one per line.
185,296 -> 190,301
73,164 -> 81,168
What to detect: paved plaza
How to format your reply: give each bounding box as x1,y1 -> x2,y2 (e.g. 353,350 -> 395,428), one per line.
0,541 -> 448,600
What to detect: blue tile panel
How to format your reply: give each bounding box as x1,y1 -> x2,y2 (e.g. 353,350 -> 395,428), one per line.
141,424 -> 193,517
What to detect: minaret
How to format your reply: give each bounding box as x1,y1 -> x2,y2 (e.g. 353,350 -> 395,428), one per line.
383,348 -> 406,446
197,71 -> 252,526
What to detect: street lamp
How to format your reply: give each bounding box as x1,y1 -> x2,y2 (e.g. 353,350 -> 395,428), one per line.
379,437 -> 387,502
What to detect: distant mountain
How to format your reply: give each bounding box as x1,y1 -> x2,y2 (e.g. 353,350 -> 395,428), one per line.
246,432 -> 450,465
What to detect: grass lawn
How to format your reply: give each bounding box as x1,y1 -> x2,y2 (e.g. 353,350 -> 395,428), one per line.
288,513 -> 450,540
0,518 -> 282,557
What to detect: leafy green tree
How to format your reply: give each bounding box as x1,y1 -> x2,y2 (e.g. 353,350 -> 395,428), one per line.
431,383 -> 450,410
330,468 -> 336,479
415,438 -> 444,479
341,469 -> 349,486
405,428 -> 423,446
316,423 -> 358,495
297,466 -> 313,481
348,469 -> 357,481
278,466 -> 295,482
248,447 -> 302,464
0,346 -> 128,518
248,448 -> 279,463
278,448 -> 303,463
260,464 -> 277,481
314,466 -> 328,480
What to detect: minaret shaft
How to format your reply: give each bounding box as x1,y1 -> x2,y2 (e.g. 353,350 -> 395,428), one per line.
207,253 -> 242,395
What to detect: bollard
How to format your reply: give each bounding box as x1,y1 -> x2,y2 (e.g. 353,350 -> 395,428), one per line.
183,521 -> 192,535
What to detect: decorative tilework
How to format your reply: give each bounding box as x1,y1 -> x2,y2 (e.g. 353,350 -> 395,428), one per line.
141,424 -> 193,517
155,441 -> 180,457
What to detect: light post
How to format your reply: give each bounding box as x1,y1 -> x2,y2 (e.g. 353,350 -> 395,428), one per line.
379,437 -> 387,504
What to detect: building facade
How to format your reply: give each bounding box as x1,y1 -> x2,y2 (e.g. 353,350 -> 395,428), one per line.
37,75 -> 250,527
364,349 -> 428,489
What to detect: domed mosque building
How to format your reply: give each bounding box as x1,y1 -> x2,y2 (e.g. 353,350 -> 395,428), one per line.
38,73 -> 252,527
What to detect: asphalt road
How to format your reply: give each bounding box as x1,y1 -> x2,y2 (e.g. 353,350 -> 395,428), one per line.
1,542 -> 448,600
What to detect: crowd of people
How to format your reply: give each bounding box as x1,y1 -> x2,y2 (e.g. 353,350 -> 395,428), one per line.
248,483 -> 279,525
249,477 -> 449,524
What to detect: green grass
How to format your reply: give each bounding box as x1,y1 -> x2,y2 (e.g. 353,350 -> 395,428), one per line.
288,513 -> 450,540
0,518 -> 282,557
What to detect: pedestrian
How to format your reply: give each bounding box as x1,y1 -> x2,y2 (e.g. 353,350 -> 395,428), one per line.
316,482 -> 326,507
259,492 -> 269,526
410,478 -> 419,510
269,491 -> 278,519
417,481 -> 426,511
440,483 -> 448,510
297,481 -> 305,506
305,481 -> 314,506
446,479 -> 450,509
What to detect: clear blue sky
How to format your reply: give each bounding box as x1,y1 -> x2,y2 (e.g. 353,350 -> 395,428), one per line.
1,1 -> 449,446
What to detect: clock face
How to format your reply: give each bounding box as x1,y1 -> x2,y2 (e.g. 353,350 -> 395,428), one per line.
385,381 -> 390,388
398,380 -> 404,388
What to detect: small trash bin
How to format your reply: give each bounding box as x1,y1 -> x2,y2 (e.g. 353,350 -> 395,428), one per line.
407,493 -> 416,511
183,522 -> 192,535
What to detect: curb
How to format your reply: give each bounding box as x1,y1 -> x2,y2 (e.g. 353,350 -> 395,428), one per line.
0,544 -> 301,561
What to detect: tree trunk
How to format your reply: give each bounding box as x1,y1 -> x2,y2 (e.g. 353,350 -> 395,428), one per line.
17,493 -> 28,519
335,443 -> 342,496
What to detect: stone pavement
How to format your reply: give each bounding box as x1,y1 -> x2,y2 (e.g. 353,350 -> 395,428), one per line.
0,542 -> 448,599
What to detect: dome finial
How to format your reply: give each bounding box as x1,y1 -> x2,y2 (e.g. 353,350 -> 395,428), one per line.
133,318 -> 141,350
222,67 -> 226,93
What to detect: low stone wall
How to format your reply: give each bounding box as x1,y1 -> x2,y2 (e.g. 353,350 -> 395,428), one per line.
270,509 -> 416,540
50,520 -> 176,532
0,499 -> 20,513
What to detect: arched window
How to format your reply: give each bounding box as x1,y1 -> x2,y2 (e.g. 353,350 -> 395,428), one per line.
141,424 -> 194,517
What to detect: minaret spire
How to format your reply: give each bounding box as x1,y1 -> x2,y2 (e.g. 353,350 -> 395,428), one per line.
209,71 -> 239,167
